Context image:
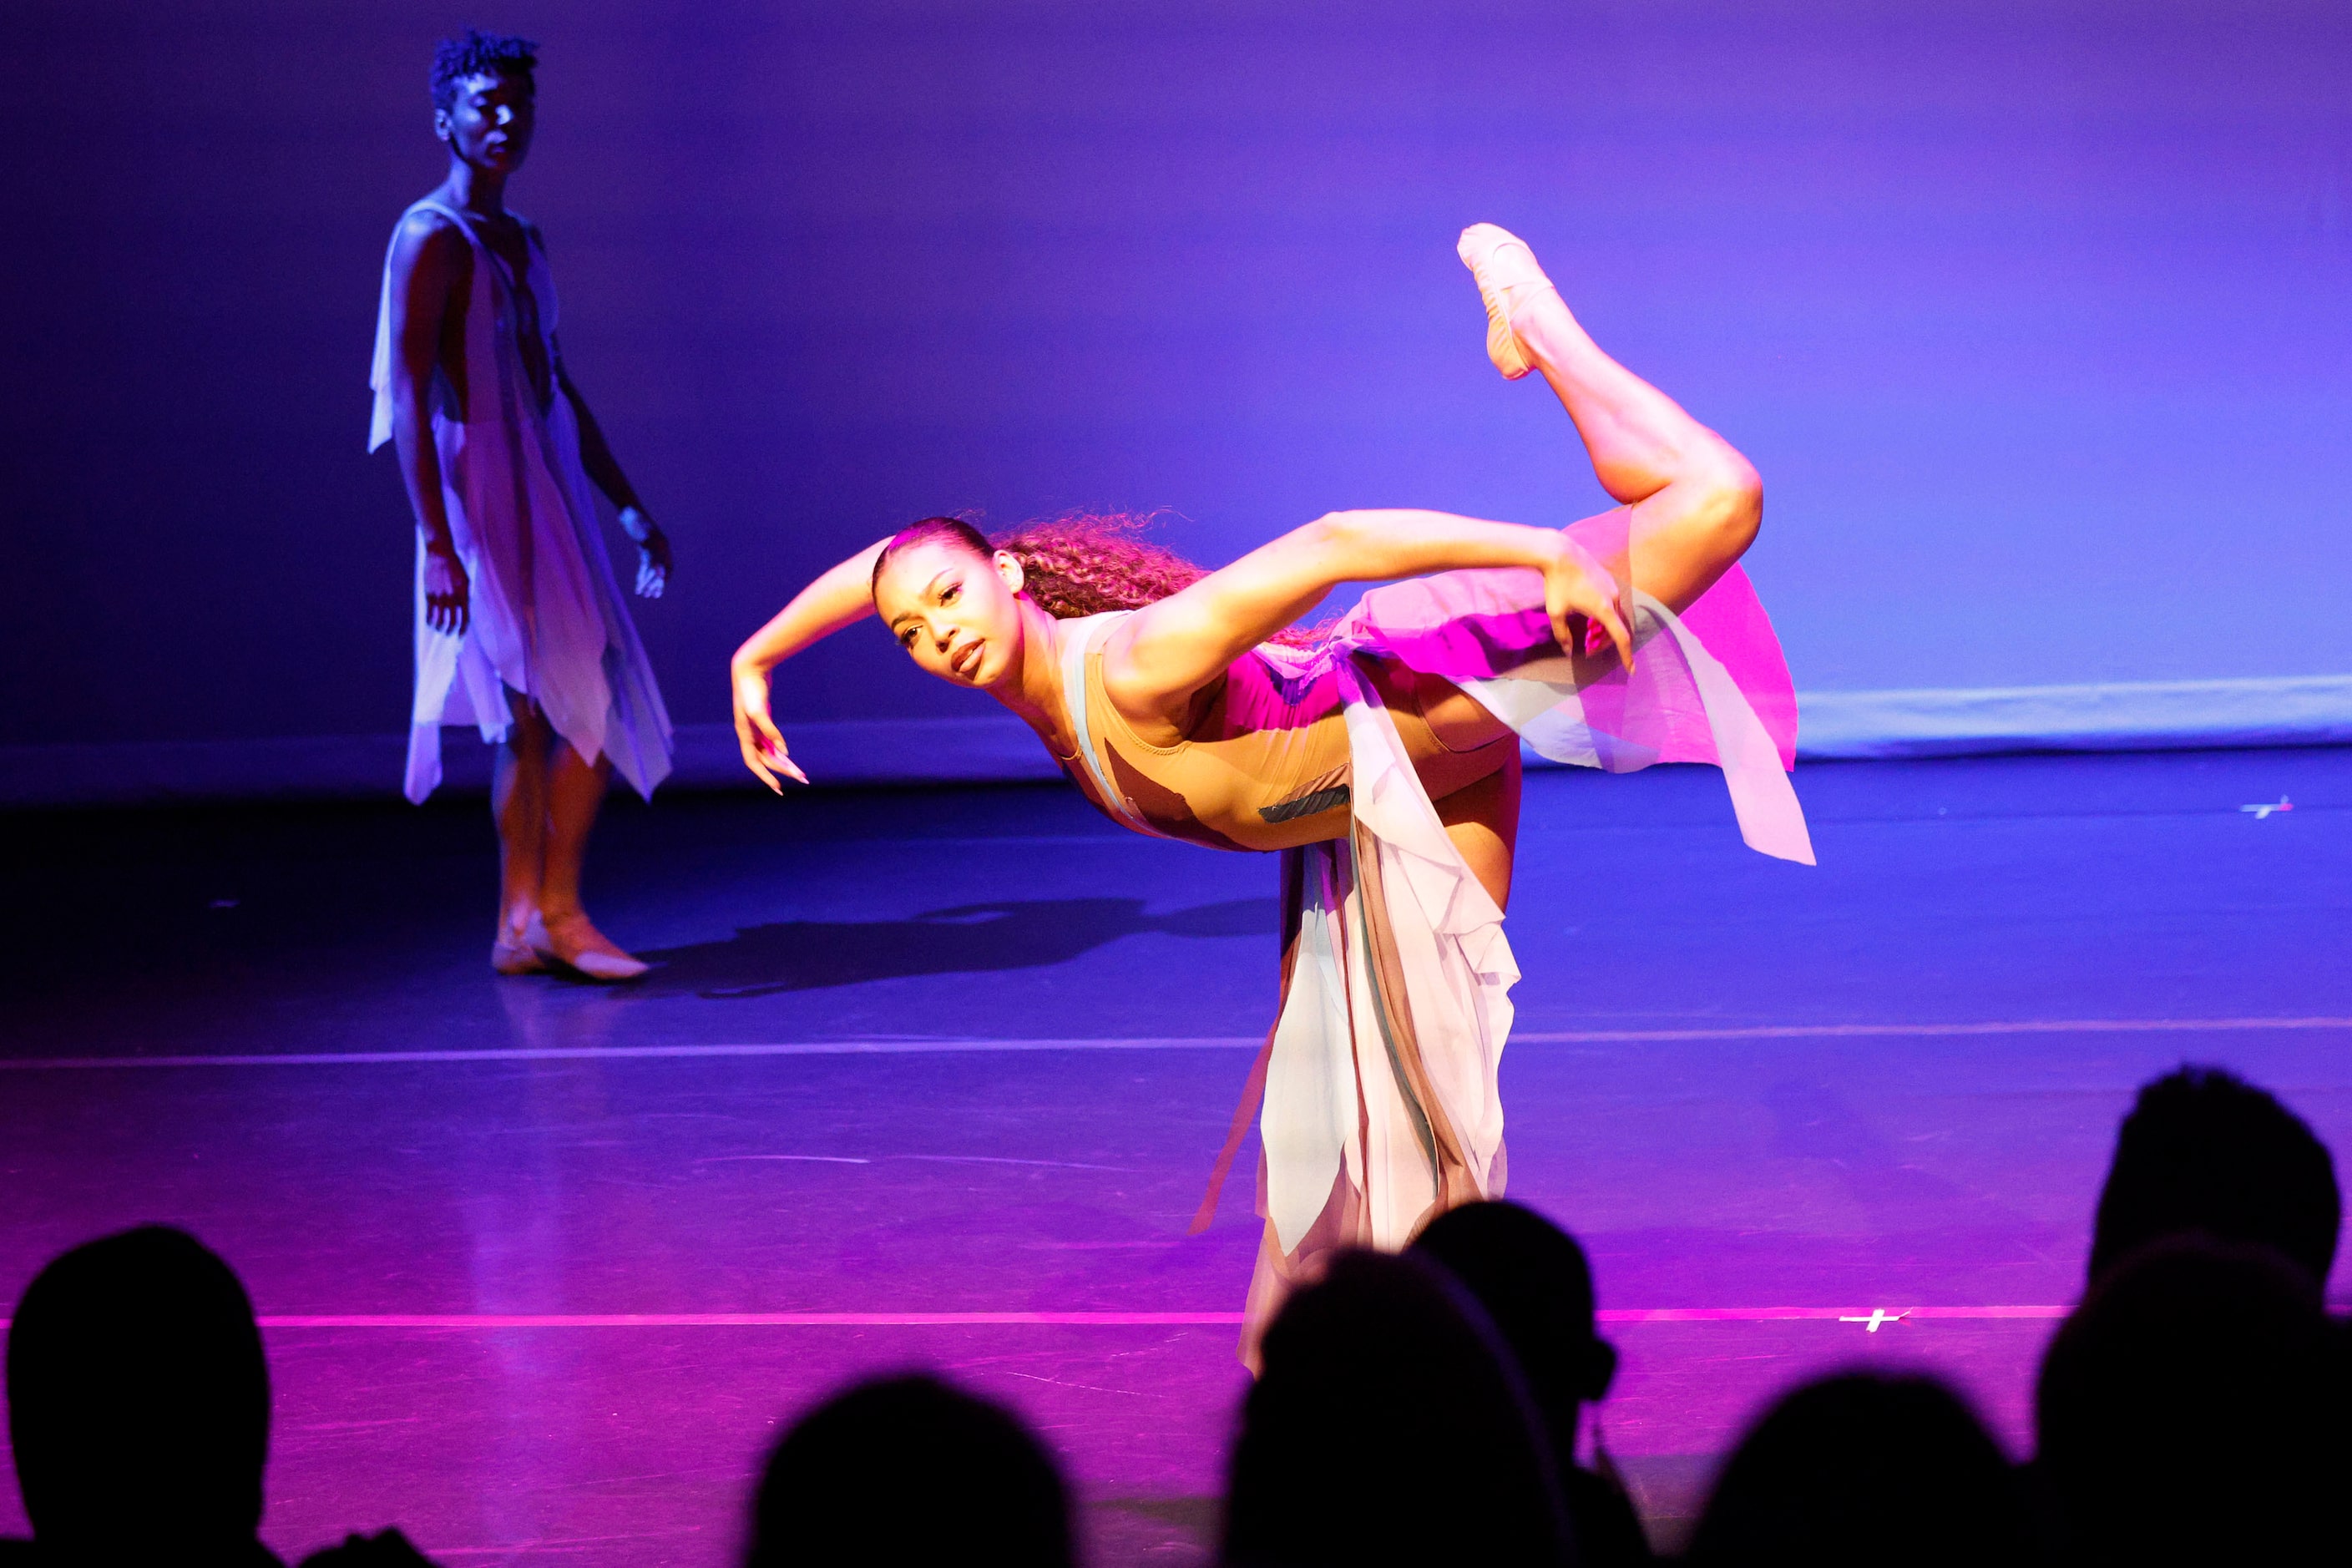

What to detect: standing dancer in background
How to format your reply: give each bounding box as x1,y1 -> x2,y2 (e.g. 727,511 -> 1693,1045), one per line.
732,225 -> 1813,1357
372,30 -> 675,980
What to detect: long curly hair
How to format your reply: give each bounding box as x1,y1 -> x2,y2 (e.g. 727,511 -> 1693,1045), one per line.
874,513 -> 1322,646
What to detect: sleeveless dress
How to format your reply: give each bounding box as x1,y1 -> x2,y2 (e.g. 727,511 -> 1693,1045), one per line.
368,200 -> 672,802
1054,506 -> 1813,1361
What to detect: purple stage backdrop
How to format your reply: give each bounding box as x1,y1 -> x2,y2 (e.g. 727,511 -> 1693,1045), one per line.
4,0 -> 2349,756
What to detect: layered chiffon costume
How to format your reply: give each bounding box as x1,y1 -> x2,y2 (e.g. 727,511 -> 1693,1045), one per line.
1054,507 -> 1813,1359
369,200 -> 671,802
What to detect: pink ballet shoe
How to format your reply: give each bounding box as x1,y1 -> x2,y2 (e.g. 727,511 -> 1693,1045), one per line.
492,933 -> 548,976
529,910 -> 650,983
1455,222 -> 1557,381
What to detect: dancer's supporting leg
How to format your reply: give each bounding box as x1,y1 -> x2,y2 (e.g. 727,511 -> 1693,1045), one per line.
1459,225 -> 1762,614
493,690 -> 647,981
1434,751 -> 1522,912
539,741 -> 644,979
492,693 -> 550,974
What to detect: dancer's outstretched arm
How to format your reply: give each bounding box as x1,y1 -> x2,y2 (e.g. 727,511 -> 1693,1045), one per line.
730,539 -> 890,790
1107,508 -> 1629,725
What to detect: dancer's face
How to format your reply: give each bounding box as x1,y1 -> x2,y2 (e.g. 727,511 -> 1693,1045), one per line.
437,71 -> 535,175
875,540 -> 1027,690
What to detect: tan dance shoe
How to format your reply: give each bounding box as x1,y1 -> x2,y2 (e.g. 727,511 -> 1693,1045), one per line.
493,928 -> 549,975
529,911 -> 650,983
1455,222 -> 1556,381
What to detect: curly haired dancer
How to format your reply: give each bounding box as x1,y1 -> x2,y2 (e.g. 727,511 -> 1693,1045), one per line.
731,225 -> 1813,1358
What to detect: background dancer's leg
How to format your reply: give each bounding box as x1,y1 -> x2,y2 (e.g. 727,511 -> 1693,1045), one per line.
491,690 -> 646,981
536,745 -> 648,981
491,693 -> 550,974
539,743 -> 609,924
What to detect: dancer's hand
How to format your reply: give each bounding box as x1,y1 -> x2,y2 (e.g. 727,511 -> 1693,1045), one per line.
733,660 -> 807,791
423,544 -> 470,637
1542,534 -> 1632,672
620,506 -> 670,599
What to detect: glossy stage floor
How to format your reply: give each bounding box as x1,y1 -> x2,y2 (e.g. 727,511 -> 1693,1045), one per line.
5,746 -> 2349,1565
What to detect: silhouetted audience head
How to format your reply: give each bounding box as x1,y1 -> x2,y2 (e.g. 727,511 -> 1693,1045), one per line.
1684,1372 -> 2033,1567
7,1225 -> 273,1565
296,1530 -> 438,1568
1412,1201 -> 1651,1565
1411,1201 -> 1616,1457
1222,1248 -> 1570,1567
2089,1064 -> 2339,1290
746,1373 -> 1071,1568
2036,1235 -> 2345,1566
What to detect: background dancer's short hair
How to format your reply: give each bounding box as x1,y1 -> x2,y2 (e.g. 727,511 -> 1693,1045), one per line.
432,28 -> 539,110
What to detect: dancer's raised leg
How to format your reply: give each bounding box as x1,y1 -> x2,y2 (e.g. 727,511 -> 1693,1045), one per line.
1459,223 -> 1762,613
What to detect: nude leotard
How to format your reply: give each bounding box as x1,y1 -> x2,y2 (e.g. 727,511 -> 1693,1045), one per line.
1070,640 -> 1512,853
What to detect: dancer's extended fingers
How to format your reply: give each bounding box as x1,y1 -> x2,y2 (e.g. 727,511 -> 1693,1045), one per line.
1568,588 -> 1631,671
734,689 -> 806,791
1545,536 -> 1633,673
733,710 -> 784,793
755,723 -> 808,787
736,730 -> 781,792
1592,596 -> 1633,671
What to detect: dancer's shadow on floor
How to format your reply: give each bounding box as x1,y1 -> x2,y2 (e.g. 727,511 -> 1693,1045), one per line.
638,897 -> 1278,998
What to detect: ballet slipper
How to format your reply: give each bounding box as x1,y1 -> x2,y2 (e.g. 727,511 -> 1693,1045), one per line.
529,910 -> 650,983
492,933 -> 548,976
1455,222 -> 1557,381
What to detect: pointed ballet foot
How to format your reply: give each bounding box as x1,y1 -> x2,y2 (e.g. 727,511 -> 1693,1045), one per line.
1456,222 -> 1556,381
529,911 -> 650,983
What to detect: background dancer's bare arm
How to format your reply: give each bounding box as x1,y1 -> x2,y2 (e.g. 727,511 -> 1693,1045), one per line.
556,352 -> 671,598
384,213 -> 473,636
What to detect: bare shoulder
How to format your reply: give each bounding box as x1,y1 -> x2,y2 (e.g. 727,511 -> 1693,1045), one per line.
389,206 -> 470,284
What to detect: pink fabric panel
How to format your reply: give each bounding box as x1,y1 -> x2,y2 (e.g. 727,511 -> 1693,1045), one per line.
1324,562 -> 1798,773
1676,567 -> 1800,771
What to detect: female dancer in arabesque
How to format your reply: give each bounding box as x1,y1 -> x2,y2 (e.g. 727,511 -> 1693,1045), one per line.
731,225 -> 1814,1356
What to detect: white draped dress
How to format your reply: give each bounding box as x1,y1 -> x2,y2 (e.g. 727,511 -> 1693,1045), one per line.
369,200 -> 672,802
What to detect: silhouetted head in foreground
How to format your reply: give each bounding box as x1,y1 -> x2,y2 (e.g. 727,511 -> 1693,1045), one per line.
7,1226 -> 273,1565
1222,1248 -> 1570,1568
1413,1202 -> 1651,1566
1685,1372 -> 2034,1568
746,1373 -> 1071,1568
1411,1201 -> 1616,1464
2036,1236 -> 2346,1567
2089,1064 -> 2340,1292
